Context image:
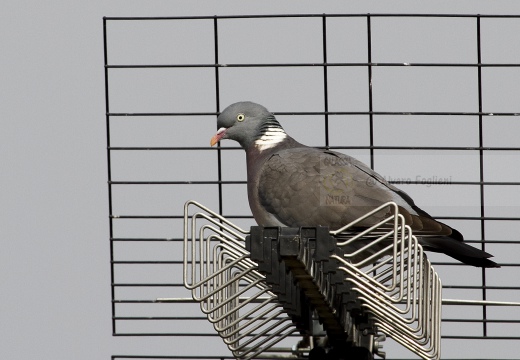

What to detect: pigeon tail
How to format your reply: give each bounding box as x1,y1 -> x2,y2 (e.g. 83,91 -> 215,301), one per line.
420,236 -> 500,268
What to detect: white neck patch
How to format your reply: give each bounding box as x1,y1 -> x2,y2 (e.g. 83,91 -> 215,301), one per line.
254,126 -> 287,151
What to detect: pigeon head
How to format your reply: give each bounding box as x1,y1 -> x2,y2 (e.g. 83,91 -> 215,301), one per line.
210,101 -> 287,151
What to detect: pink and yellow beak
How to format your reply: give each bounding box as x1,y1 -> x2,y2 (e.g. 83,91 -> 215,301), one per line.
210,127 -> 228,146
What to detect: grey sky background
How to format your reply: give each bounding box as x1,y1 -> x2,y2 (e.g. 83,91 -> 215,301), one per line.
2,1 -> 520,360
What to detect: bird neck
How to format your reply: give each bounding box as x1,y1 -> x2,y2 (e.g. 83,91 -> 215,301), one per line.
253,116 -> 287,151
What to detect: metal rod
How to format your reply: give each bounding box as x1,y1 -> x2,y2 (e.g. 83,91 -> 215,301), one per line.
367,15 -> 375,170
106,145 -> 520,151
476,15 -> 489,337
103,13 -> 520,20
442,298 -> 520,306
103,16 -> 117,336
105,62 -> 520,68
214,17 -> 224,217
106,110 -> 520,116
322,14 -> 329,148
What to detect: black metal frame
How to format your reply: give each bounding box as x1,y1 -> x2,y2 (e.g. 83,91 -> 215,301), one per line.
104,13 -> 520,357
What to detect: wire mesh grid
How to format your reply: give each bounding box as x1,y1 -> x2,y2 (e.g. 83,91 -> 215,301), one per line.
105,13 -> 520,359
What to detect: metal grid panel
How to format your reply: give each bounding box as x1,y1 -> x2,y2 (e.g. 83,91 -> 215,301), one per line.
105,14 -> 520,359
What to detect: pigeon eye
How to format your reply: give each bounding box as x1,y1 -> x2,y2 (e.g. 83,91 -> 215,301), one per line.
236,113 -> 245,122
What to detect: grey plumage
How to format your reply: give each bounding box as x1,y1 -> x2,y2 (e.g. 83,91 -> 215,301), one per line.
211,101 -> 499,268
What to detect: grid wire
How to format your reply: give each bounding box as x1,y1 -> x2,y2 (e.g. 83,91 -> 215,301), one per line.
105,13 -> 520,359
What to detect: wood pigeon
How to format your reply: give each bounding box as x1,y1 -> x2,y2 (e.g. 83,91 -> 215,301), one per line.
210,101 -> 499,268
